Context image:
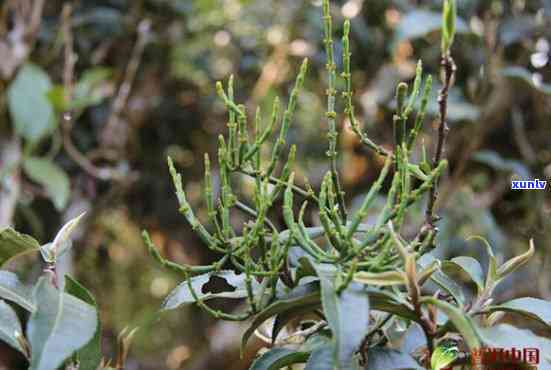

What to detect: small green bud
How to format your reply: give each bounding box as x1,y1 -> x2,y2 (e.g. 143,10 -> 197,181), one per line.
396,82 -> 408,114
441,0 -> 456,55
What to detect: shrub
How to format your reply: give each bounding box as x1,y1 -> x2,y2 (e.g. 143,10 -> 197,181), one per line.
144,1 -> 551,369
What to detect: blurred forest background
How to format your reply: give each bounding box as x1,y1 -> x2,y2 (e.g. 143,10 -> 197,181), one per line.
0,0 -> 550,369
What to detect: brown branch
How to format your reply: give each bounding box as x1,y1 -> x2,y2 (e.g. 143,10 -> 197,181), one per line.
425,53 -> 455,226
101,19 -> 151,148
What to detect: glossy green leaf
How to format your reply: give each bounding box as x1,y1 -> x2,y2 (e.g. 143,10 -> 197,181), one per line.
22,158 -> 70,211
431,341 -> 459,370
315,264 -> 369,370
0,227 -> 41,268
365,348 -> 424,370
420,297 -> 481,350
27,278 -> 98,370
65,276 -> 102,370
163,270 -> 260,310
0,300 -> 26,355
250,348 -> 309,370
485,297 -> 551,328
7,64 -> 56,142
442,256 -> 484,292
0,271 -> 35,312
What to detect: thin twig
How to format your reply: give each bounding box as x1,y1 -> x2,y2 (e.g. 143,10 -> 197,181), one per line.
425,53 -> 455,226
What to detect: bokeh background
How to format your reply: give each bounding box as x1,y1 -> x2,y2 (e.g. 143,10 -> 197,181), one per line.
0,0 -> 550,369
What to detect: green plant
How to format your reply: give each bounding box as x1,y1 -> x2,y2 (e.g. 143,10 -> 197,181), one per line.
145,0 -> 551,369
0,215 -> 137,370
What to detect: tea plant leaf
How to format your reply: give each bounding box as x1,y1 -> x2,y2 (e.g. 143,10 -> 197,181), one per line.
65,275 -> 102,370
0,227 -> 41,268
496,239 -> 535,280
249,348 -> 309,370
300,344 -> 331,370
42,213 -> 86,262
315,264 -> 369,370
442,256 -> 484,292
163,270 -> 259,310
354,271 -> 407,286
365,348 -> 424,370
0,271 -> 35,312
484,297 -> 551,328
420,297 -> 481,350
0,300 -> 26,356
242,281 -> 321,354
27,278 -> 98,370
22,158 -> 70,211
7,64 -> 56,143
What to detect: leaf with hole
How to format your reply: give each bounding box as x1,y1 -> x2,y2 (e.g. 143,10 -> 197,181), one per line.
163,270 -> 260,310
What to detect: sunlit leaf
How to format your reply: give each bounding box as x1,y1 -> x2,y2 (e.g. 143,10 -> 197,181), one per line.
42,213 -> 86,262
354,271 -> 406,286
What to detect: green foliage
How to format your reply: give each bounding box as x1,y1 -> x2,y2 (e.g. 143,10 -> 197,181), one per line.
7,64 -> 56,143
22,158 -> 71,212
0,214 -> 128,370
145,1 -> 551,369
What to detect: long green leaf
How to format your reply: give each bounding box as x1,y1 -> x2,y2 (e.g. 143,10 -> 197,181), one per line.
442,256 -> 484,292
0,271 -> 35,312
0,228 -> 40,268
484,297 -> 551,328
304,344 -> 333,370
315,264 -> 369,370
0,300 -> 26,356
420,297 -> 481,350
27,278 -> 98,370
22,158 -> 70,211
65,275 -> 102,370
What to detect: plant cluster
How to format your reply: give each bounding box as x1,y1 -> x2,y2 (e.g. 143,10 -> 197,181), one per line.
144,1 -> 551,369
0,215 -> 137,370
